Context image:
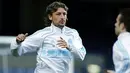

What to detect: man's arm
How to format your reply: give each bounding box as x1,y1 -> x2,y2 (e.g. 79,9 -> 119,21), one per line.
10,32 -> 43,56
113,40 -> 130,73
10,33 -> 28,57
67,29 -> 86,60
56,29 -> 86,60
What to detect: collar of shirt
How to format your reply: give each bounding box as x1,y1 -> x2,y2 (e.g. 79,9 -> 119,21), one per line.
51,23 -> 66,34
118,32 -> 130,40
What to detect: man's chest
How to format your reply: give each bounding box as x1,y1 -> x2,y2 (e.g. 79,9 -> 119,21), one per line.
43,33 -> 73,47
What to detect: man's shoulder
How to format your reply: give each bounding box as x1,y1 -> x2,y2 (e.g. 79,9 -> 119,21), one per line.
32,26 -> 52,36
117,34 -> 130,44
65,26 -> 78,33
113,40 -> 118,48
40,26 -> 52,32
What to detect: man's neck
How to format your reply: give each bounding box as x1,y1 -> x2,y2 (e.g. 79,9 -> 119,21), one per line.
51,23 -> 65,29
120,29 -> 127,34
53,25 -> 64,29
56,25 -> 64,29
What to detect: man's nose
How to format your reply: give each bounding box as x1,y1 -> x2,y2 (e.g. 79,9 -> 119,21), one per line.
60,14 -> 65,19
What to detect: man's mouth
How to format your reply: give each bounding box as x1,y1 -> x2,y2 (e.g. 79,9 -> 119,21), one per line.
59,20 -> 65,24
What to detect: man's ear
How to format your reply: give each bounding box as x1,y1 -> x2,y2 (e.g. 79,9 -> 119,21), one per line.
120,23 -> 126,30
48,14 -> 52,20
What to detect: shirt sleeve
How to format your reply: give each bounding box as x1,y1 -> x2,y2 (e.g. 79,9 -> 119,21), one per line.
68,29 -> 86,61
10,32 -> 43,56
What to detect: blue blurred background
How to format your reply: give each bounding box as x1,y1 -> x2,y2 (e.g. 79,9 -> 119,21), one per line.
0,0 -> 130,73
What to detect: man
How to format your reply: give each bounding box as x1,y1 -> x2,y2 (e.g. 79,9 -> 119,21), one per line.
10,1 -> 86,73
107,8 -> 130,73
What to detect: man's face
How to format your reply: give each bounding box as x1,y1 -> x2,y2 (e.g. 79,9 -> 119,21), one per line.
49,8 -> 67,27
115,14 -> 124,36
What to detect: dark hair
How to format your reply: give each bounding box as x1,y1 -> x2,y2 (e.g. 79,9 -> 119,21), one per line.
44,1 -> 68,26
119,8 -> 130,32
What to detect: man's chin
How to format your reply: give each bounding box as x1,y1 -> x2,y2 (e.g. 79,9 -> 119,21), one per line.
59,24 -> 65,27
115,32 -> 119,36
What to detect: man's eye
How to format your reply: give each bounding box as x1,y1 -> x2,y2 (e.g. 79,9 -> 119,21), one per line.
63,13 -> 67,15
56,13 -> 61,15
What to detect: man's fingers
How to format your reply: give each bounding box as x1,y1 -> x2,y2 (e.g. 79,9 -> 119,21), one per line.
16,37 -> 22,41
58,37 -> 65,42
57,37 -> 68,48
60,37 -> 63,40
57,42 -> 67,48
16,33 -> 28,43
20,33 -> 28,40
57,43 -> 65,46
25,33 -> 28,36
57,40 -> 64,42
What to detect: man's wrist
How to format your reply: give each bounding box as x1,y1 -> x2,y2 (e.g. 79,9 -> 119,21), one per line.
16,39 -> 21,44
66,45 -> 72,51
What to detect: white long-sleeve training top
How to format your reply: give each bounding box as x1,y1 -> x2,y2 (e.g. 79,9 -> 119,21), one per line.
10,24 -> 86,73
113,32 -> 130,73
